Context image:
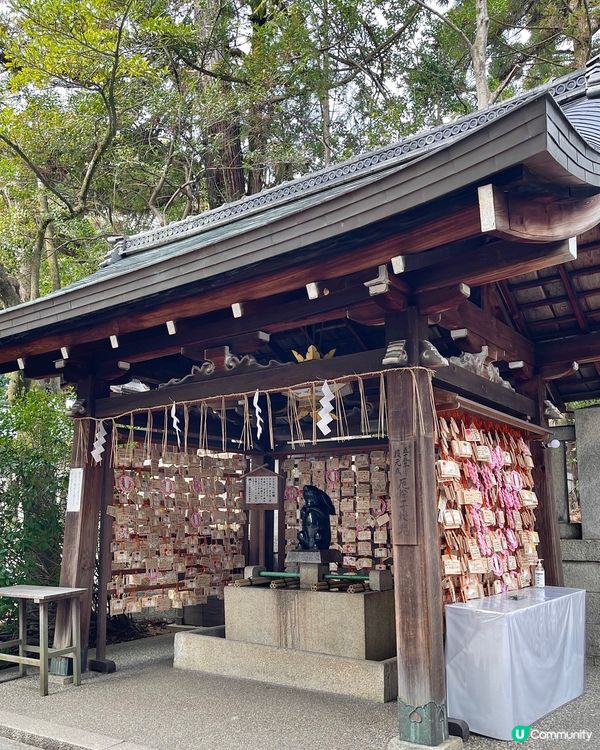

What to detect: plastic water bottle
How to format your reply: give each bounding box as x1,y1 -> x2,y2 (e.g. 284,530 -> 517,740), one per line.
534,559 -> 545,588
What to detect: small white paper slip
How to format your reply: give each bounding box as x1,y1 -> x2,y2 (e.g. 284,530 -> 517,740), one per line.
317,380 -> 335,436
66,467 -> 84,512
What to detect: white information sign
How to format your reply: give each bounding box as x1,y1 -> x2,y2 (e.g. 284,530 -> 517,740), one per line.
66,467 -> 84,512
246,475 -> 279,505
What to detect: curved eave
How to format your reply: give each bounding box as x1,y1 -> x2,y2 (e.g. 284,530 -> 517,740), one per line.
523,95 -> 600,186
563,97 -> 600,151
0,92 -> 599,354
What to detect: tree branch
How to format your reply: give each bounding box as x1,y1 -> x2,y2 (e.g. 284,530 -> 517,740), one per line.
73,0 -> 133,215
148,134 -> 177,225
0,134 -> 73,214
489,63 -> 520,104
410,0 -> 474,51
176,53 -> 248,85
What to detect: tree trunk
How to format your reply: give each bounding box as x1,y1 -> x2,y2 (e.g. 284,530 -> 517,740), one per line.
570,0 -> 593,69
319,0 -> 333,166
194,0 -> 246,209
0,263 -> 21,308
473,0 -> 491,109
39,194 -> 61,292
206,116 -> 245,208
30,214 -> 53,301
45,221 -> 61,292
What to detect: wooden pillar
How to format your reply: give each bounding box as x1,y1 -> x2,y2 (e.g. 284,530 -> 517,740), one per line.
263,454 -> 276,570
277,485 -> 286,570
52,377 -> 108,673
386,308 -> 448,747
252,510 -> 266,566
89,430 -> 116,673
530,378 -> 564,586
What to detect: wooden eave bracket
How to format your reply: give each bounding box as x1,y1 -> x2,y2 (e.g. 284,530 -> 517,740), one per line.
536,330 -> 600,368
364,264 -> 408,312
478,183 -> 600,242
539,361 -> 580,381
450,328 -> 504,361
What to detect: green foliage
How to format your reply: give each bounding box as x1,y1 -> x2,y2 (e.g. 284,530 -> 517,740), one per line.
0,385 -> 73,636
567,398 -> 600,410
0,0 -> 594,301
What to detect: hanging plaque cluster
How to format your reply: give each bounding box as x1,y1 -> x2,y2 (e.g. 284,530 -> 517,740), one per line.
437,415 -> 539,603
107,445 -> 247,615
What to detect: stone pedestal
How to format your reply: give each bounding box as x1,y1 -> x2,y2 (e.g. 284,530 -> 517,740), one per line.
224,585 -> 395,660
286,548 -> 341,588
174,631 -> 398,702
547,442 -> 569,524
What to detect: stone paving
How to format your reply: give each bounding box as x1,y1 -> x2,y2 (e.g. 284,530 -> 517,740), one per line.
0,634 -> 597,750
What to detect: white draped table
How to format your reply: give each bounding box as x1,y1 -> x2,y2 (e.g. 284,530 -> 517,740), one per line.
445,586 -> 585,740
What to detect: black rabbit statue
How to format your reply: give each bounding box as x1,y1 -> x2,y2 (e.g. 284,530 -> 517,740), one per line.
297,484 -> 336,550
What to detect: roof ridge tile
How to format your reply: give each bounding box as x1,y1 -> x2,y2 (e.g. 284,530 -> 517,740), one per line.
104,68 -> 586,265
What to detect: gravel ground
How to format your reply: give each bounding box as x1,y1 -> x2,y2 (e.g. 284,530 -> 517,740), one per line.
0,634 -> 597,750
0,740 -> 39,750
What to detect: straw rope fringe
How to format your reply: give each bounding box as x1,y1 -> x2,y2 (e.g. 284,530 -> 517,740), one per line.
79,366 -> 434,464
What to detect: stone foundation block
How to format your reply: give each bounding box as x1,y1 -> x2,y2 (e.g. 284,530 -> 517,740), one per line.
174,631 -> 398,702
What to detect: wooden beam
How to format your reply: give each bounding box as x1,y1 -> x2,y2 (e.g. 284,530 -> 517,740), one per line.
96,350 -> 390,418
528,377 -> 564,587
539,361 -> 579,381
436,392 -> 549,436
181,332 -> 270,362
439,301 -> 534,364
496,280 -> 531,338
509,275 -> 561,291
411,238 -> 577,293
96,344 -> 535,420
416,283 -> 470,314
478,184 -> 600,242
88,429 -> 116,674
556,265 -> 600,379
388,366 -> 448,745
536,331 -> 600,366
450,328 -> 504,359
433,363 -> 536,417
0,198 -> 487,369
2,283 -> 382,378
514,288 -> 600,312
498,360 -> 535,382
366,265 -> 409,313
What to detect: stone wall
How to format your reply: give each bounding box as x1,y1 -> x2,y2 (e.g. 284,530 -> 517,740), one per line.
558,409 -> 600,662
562,540 -> 600,663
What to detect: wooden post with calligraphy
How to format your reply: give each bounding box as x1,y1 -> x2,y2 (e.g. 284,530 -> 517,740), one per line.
387,365 -> 448,747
